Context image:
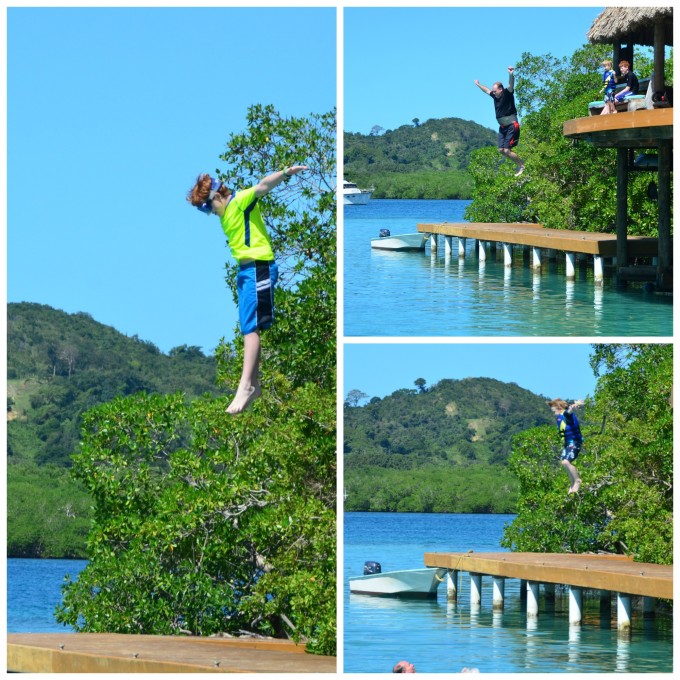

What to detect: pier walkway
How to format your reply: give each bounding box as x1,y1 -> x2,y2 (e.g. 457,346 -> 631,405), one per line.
6,633 -> 337,673
424,552 -> 672,634
417,222 -> 660,284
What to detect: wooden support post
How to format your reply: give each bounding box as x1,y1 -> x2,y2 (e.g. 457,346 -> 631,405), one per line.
594,255 -> 604,285
616,147 -> 629,269
458,237 -> 466,258
527,581 -> 539,618
444,235 -> 453,256
569,586 -> 583,625
478,241 -> 487,261
470,573 -> 482,605
565,252 -> 576,279
643,596 -> 655,617
617,593 -> 632,636
502,243 -> 512,267
446,569 -> 459,602
656,140 -> 671,288
492,576 -> 505,610
429,233 -> 438,252
531,247 -> 541,269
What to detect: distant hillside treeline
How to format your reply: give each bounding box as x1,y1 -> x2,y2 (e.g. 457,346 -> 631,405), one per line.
344,377 -> 556,513
344,117 -> 496,199
7,302 -> 225,557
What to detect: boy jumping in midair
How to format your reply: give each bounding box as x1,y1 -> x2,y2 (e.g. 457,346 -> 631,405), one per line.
187,166 -> 307,414
547,398 -> 585,494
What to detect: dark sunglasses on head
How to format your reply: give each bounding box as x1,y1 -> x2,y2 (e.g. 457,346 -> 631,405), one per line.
196,178 -> 224,214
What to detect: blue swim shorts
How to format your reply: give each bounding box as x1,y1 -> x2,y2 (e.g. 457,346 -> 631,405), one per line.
237,260 -> 278,335
498,120 -> 520,149
561,440 -> 582,463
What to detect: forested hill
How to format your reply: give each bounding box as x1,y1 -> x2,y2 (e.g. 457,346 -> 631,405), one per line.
344,378 -> 556,513
344,117 -> 496,199
7,302 -> 223,467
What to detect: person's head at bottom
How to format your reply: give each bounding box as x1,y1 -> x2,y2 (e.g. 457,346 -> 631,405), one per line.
393,660 -> 416,673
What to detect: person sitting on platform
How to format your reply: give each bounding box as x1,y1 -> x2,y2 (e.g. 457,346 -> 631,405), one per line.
393,660 -> 416,673
547,398 -> 585,494
615,61 -> 640,103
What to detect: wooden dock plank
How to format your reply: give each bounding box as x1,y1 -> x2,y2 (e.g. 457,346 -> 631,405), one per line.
417,222 -> 660,257
423,552 -> 672,600
6,633 -> 337,673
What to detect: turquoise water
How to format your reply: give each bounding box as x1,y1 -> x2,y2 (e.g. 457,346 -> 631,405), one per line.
343,513 -> 673,673
343,200 -> 673,337
7,558 -> 87,632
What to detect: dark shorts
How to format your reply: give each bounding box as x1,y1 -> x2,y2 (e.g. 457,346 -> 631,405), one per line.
498,121 -> 520,149
237,260 -> 278,335
561,441 -> 582,463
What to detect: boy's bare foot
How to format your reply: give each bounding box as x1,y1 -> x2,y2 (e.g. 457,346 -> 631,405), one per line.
226,384 -> 261,415
571,480 -> 581,493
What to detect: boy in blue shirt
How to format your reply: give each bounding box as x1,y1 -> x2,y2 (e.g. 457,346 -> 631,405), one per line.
548,398 -> 584,494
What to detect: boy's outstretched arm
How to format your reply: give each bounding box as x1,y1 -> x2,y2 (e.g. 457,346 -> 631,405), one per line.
568,399 -> 585,413
254,166 -> 308,197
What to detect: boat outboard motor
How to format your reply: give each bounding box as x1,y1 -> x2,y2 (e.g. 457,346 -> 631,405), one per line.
364,561 -> 381,575
379,229 -> 391,238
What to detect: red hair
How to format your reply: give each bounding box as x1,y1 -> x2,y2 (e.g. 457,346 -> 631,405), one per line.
186,173 -> 231,207
618,60 -> 630,69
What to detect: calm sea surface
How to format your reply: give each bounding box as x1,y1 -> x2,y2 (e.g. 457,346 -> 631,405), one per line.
343,513 -> 673,673
343,200 -> 673,337
7,558 -> 87,633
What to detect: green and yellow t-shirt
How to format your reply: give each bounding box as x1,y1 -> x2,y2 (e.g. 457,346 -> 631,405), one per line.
220,186 -> 275,262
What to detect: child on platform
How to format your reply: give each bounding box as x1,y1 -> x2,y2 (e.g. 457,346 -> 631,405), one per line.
547,398 -> 585,494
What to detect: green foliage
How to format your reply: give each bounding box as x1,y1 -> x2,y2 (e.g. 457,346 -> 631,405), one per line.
344,377 -> 553,513
502,345 -> 672,565
344,117 -> 496,199
56,105 -> 337,655
55,386 -> 335,653
7,462 -> 92,558
466,44 -> 669,235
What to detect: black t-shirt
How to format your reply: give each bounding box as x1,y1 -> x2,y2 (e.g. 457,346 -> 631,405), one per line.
622,71 -> 639,94
489,88 -> 517,120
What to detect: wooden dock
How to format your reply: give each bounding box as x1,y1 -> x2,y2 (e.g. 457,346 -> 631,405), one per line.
6,633 -> 337,673
424,552 -> 672,634
417,222 -> 660,283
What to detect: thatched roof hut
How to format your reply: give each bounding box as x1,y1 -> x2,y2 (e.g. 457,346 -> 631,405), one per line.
587,7 -> 673,47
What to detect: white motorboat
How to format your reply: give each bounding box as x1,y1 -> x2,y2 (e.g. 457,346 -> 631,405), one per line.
343,178 -> 373,205
371,230 -> 427,251
349,566 -> 447,598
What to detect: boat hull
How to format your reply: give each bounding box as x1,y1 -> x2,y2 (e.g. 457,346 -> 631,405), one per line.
370,233 -> 427,251
349,568 -> 446,598
344,192 -> 372,205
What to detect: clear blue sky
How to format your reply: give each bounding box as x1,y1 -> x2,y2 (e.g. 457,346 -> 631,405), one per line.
7,6 -> 336,355
344,343 -> 599,403
344,6 -> 605,134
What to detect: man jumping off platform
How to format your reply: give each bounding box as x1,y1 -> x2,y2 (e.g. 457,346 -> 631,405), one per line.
187,166 -> 307,414
474,66 -> 525,177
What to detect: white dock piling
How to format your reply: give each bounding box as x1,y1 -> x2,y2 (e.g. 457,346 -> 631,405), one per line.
569,586 -> 583,625
492,576 -> 505,610
594,255 -> 604,285
429,234 -> 438,251
503,243 -> 512,267
458,237 -> 466,257
527,581 -> 540,618
470,573 -> 482,605
478,241 -> 487,261
444,235 -> 453,255
617,593 -> 632,635
446,569 -> 459,602
566,252 -> 576,279
531,247 -> 542,269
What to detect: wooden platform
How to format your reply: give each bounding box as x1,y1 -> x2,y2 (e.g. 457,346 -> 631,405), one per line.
417,222 -> 659,258
423,552 -> 673,600
6,633 -> 337,673
563,107 -> 673,148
